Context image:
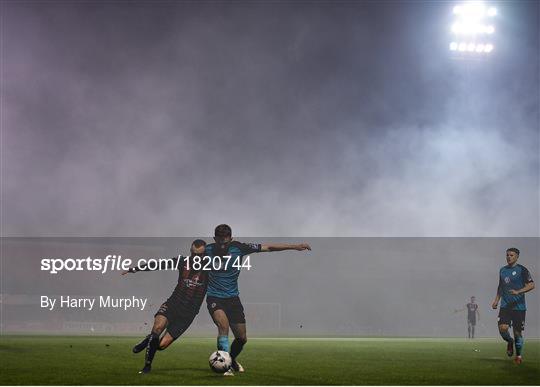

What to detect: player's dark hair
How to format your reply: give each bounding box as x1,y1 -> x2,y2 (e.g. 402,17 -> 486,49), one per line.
191,239 -> 207,248
506,247 -> 520,256
214,224 -> 232,237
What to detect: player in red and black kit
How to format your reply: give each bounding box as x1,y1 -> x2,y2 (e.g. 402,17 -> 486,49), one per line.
122,239 -> 208,374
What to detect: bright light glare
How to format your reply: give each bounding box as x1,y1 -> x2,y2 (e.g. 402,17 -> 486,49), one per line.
451,22 -> 495,35
450,3 -> 497,57
449,41 -> 494,54
460,3 -> 486,19
453,2 -> 498,20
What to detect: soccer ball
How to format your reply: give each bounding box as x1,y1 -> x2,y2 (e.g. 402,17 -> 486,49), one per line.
208,350 -> 232,373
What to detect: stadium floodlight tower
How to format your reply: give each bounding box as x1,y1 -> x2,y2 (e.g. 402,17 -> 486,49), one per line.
449,1 -> 497,60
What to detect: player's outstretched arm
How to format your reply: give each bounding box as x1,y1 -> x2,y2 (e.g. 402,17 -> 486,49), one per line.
260,243 -> 311,252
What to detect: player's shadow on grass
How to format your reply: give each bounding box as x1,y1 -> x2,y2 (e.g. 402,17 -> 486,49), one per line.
249,372 -> 325,385
157,366 -> 226,379
156,368 -> 319,384
158,367 -> 208,373
155,368 -> 242,381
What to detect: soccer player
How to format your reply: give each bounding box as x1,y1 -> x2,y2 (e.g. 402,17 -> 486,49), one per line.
454,296 -> 480,339
122,239 -> 208,374
491,247 -> 535,364
206,224 -> 311,376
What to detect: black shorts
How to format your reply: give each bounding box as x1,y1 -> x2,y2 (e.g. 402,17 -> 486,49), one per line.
498,308 -> 526,331
155,302 -> 197,339
206,296 -> 246,324
468,318 -> 476,326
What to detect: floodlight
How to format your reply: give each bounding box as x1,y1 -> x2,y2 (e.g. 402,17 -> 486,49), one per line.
450,2 -> 497,57
451,22 -> 494,35
460,3 -> 485,19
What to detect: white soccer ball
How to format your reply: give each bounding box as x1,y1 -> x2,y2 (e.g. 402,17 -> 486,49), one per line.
209,350 -> 232,373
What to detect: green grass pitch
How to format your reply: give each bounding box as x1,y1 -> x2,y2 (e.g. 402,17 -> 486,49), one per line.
1,336 -> 539,385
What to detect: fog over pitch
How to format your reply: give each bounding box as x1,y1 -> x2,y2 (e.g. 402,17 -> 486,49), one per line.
1,2 -> 539,337
3,1 -> 538,237
2,237 -> 538,336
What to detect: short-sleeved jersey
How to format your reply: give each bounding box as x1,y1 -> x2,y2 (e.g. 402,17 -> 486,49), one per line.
205,241 -> 262,298
133,256 -> 208,314
466,303 -> 478,320
497,264 -> 534,311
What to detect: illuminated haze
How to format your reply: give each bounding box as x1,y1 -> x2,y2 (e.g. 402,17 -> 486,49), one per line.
1,1 -> 539,338
3,1 -> 538,237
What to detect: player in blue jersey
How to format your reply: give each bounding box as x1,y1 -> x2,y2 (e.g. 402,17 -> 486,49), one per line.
205,224 -> 311,376
491,247 -> 535,364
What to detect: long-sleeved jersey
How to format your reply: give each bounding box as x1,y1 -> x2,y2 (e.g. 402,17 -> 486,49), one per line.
130,256 -> 208,314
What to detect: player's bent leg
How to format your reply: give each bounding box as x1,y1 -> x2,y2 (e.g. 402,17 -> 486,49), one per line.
513,329 -> 524,363
133,315 -> 168,354
158,314 -> 195,350
159,332 -> 176,350
512,311 -> 526,363
152,314 -> 168,334
230,323 -> 247,372
498,323 -> 510,333
140,315 -> 168,374
211,309 -> 231,352
498,324 -> 514,357
133,335 -> 151,354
